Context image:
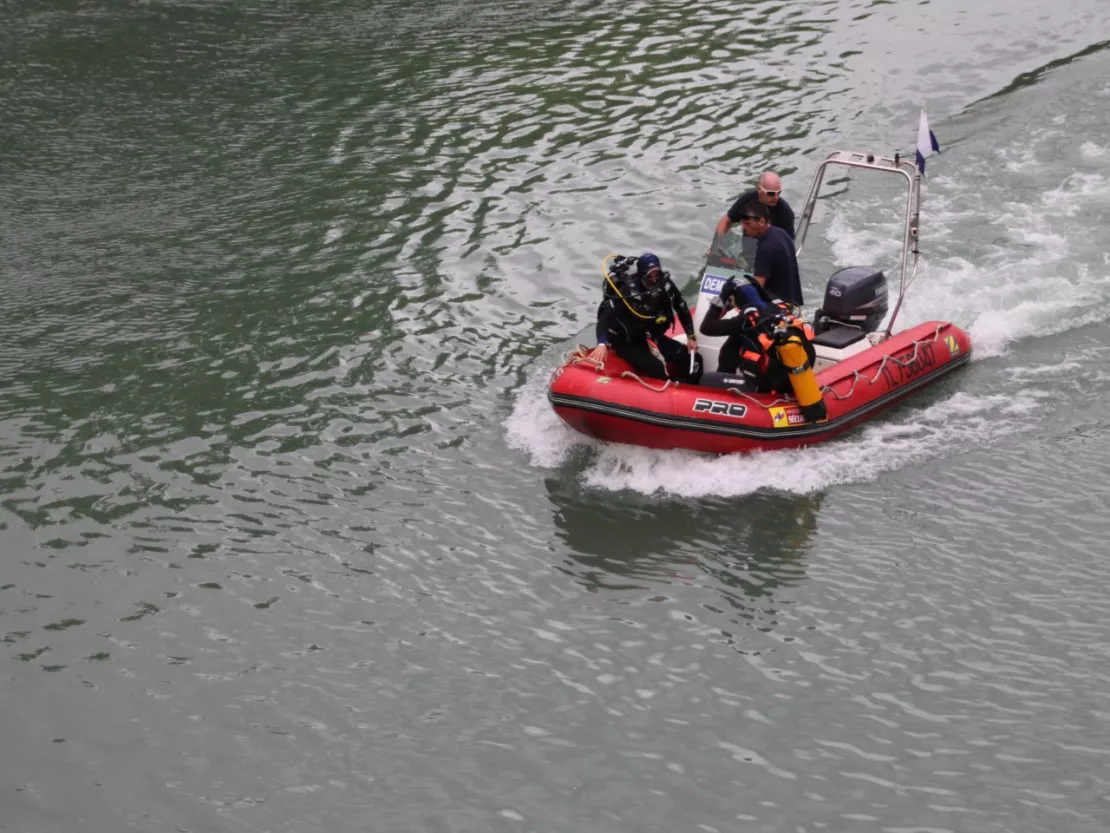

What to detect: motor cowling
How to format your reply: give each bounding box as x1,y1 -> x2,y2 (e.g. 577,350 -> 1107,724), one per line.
812,266 -> 888,334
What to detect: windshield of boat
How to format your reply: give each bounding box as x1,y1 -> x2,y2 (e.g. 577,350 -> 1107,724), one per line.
703,227 -> 755,272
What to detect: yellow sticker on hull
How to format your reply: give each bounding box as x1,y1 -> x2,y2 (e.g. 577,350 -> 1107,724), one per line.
769,406 -> 805,428
945,334 -> 960,356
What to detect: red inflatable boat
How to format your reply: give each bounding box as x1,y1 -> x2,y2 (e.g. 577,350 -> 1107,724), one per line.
549,147 -> 973,454
549,320 -> 970,454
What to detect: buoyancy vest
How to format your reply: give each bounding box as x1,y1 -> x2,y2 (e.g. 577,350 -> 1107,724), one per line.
734,285 -> 816,393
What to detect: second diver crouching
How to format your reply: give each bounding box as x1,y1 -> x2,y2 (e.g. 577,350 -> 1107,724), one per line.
699,276 -> 827,423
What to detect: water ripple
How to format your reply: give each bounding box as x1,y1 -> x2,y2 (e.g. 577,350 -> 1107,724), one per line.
5,1 -> 1110,831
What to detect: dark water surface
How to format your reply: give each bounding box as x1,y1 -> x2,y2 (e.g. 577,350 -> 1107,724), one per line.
3,1 -> 1110,831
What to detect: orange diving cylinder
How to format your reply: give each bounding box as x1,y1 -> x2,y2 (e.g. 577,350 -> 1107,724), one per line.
774,327 -> 828,423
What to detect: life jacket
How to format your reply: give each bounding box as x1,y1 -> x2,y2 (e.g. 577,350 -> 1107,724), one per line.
734,285 -> 816,393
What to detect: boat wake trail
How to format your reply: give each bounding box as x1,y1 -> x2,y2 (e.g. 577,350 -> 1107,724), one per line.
505,363 -> 1048,497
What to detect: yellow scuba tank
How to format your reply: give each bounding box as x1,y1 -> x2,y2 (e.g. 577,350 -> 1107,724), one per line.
773,323 -> 827,423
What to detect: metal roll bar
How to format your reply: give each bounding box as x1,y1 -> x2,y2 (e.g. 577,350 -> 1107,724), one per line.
794,151 -> 922,339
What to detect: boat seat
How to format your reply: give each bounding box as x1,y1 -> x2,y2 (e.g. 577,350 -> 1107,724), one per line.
699,371 -> 754,391
811,326 -> 875,372
812,326 -> 867,349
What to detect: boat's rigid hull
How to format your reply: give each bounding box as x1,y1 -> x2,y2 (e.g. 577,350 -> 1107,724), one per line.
548,321 -> 971,454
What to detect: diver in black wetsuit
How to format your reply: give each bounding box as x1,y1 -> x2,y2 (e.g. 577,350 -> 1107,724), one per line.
587,253 -> 702,383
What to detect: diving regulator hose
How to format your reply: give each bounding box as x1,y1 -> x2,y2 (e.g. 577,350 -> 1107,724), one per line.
601,254 -> 668,325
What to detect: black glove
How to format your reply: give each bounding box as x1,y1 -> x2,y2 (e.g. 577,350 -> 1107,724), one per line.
719,278 -> 738,307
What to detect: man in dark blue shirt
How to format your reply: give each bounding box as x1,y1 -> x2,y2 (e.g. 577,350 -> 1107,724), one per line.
741,202 -> 803,307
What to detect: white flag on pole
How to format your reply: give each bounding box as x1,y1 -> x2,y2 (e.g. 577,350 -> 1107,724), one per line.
915,109 -> 940,174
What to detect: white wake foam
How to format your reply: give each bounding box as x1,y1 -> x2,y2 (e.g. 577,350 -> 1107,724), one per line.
504,362 -> 593,468
817,141 -> 1110,360
504,359 -> 1048,497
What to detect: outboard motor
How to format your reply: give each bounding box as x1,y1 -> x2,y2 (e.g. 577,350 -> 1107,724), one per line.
812,266 -> 888,335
